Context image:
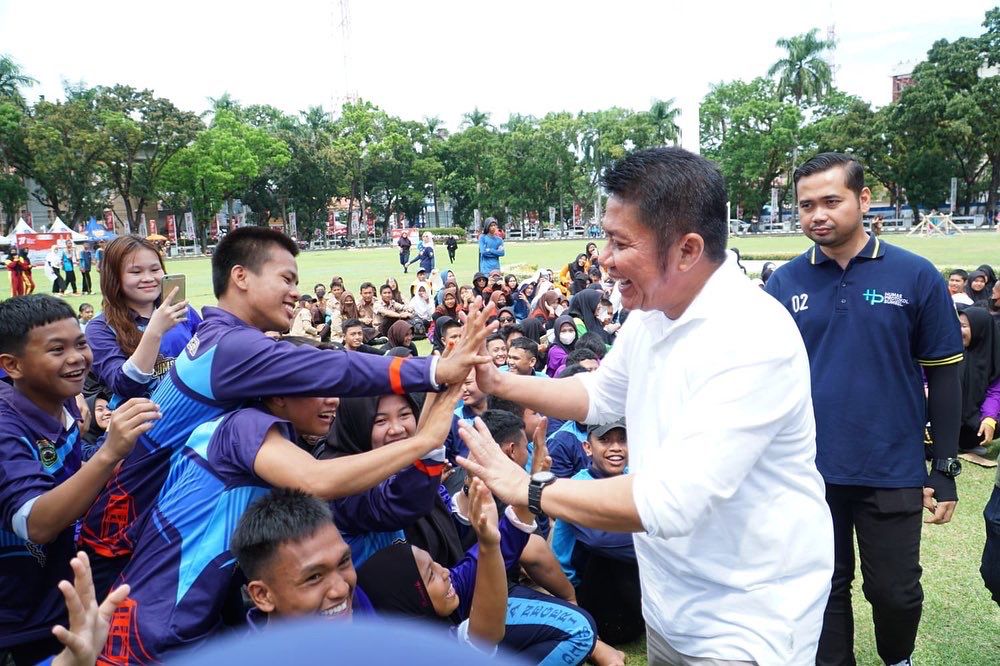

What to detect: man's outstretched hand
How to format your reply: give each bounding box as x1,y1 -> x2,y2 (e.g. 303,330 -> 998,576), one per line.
434,296 -> 497,386
52,551 -> 130,666
457,417 -> 530,507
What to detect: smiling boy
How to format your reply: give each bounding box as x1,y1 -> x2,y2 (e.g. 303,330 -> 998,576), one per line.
0,295 -> 157,665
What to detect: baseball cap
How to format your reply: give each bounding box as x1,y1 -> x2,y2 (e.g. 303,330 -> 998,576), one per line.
587,418 -> 626,438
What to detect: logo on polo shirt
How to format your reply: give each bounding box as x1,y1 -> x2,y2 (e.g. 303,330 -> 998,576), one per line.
37,439 -> 57,467
862,289 -> 909,307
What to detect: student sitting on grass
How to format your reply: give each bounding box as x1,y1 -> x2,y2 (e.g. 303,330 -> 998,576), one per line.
0,295 -> 158,666
551,420 -> 643,645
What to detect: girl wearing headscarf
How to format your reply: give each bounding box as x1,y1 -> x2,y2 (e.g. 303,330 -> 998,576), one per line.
488,290 -> 509,311
567,253 -> 589,295
433,287 -> 461,320
408,284 -> 435,326
957,306 -> 1000,457
357,497 -> 599,664
568,289 -> 614,344
966,270 -> 991,305
384,320 -> 418,357
503,274 -> 519,295
546,314 -> 578,377
510,281 -> 535,321
325,392 -> 465,567
530,290 -> 561,326
977,264 -> 997,294
436,270 -> 458,305
339,291 -> 361,320
518,317 -> 549,374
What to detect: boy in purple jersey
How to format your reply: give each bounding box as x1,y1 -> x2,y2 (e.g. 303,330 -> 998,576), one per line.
98,380 -> 462,665
0,295 -> 157,666
78,227 -> 493,594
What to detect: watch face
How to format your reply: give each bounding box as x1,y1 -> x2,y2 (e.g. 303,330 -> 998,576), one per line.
532,471 -> 556,484
949,460 -> 962,476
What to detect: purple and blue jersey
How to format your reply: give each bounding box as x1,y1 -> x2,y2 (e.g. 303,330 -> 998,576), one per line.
99,408 -> 279,665
86,306 -> 201,400
0,383 -> 82,648
80,306 -> 439,561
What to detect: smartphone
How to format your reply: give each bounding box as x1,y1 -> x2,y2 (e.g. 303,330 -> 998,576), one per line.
161,274 -> 186,302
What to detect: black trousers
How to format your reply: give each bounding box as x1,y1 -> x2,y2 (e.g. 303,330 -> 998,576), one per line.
448,248 -> 456,263
574,549 -> 644,645
817,484 -> 923,666
63,268 -> 77,293
81,269 -> 92,293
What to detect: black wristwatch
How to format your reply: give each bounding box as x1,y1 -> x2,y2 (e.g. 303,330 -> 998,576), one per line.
528,471 -> 557,517
933,457 -> 962,479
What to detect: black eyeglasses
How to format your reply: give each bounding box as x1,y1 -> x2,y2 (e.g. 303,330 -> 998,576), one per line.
498,317 -> 515,323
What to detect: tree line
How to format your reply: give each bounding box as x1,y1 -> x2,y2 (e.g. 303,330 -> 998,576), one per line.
0,7 -> 996,247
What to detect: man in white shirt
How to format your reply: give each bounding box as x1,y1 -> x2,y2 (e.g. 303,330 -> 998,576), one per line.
457,147 -> 834,666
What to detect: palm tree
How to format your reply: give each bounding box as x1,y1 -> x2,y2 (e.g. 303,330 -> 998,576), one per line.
462,107 -> 492,129
767,29 -> 834,106
0,55 -> 36,106
648,98 -> 680,146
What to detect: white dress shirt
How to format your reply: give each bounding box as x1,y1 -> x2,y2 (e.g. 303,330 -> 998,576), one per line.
578,260 -> 834,666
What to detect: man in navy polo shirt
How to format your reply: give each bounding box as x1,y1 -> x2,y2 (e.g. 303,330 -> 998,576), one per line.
765,152 -> 963,666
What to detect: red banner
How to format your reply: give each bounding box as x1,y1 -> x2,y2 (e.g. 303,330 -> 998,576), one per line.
165,215 -> 176,243
149,216 -> 158,236
103,210 -> 114,230
17,232 -> 71,266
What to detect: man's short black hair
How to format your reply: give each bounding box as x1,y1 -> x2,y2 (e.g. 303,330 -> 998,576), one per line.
359,281 -> 376,294
575,332 -> 607,360
487,396 -> 524,418
794,152 -> 865,197
342,318 -> 363,333
380,284 -> 393,294
0,295 -> 78,355
440,319 -> 462,337
314,283 -> 325,291
212,227 -> 298,298
231,488 -> 333,581
949,269 -> 969,280
565,348 -> 598,366
486,333 -> 506,347
509,336 -> 538,359
501,323 -> 523,343
480,409 -> 525,446
557,363 -> 591,379
601,146 -> 728,264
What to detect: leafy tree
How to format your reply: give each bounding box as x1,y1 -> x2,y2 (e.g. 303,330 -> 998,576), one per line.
94,85 -> 202,229
701,78 -> 801,218
160,108 -> 289,249
19,88 -> 110,226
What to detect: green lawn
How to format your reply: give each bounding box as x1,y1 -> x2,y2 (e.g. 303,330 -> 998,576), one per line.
8,235 -> 1000,663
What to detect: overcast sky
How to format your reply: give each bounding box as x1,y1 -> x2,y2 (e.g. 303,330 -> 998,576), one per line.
0,0 -> 993,144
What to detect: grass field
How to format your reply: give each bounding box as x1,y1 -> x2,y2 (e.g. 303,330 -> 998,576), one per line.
6,234 -> 1000,664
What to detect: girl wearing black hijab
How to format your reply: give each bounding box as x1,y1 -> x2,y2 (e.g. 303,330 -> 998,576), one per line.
966,270 -> 991,305
518,317 -> 549,374
325,391 -> 466,567
567,253 -> 589,295
568,289 -> 616,345
957,306 -> 1000,457
357,484 -> 599,664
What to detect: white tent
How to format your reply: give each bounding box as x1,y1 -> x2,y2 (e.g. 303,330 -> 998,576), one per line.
48,217 -> 89,242
2,217 -> 34,245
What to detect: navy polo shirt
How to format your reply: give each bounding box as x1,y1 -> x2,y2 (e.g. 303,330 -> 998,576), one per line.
765,235 -> 963,488
0,382 -> 82,648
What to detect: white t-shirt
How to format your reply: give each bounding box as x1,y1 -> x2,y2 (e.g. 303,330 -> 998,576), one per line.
578,261 -> 834,666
